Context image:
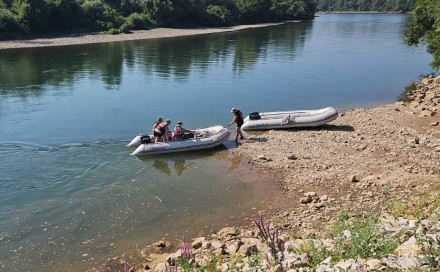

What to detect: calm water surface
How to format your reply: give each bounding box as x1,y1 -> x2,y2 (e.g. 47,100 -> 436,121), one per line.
0,14 -> 433,271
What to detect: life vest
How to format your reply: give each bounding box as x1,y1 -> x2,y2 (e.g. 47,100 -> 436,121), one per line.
174,126 -> 184,138
155,122 -> 168,133
153,121 -> 161,130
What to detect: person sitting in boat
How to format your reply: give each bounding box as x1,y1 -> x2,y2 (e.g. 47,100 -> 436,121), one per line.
154,119 -> 172,142
227,107 -> 244,142
172,121 -> 195,141
151,116 -> 163,135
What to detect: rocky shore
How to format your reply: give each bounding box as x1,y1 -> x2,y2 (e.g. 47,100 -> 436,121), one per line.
96,76 -> 439,271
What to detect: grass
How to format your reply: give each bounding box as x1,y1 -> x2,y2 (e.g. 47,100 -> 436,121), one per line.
329,210 -> 399,261
389,182 -> 440,219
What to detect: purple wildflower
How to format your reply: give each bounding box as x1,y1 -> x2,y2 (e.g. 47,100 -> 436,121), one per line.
124,264 -> 129,272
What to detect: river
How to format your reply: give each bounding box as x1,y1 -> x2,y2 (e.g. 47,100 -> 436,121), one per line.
0,13 -> 433,271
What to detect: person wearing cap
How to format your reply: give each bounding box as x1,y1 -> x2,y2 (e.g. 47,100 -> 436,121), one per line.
172,121 -> 195,141
151,116 -> 163,136
154,119 -> 172,142
227,107 -> 244,142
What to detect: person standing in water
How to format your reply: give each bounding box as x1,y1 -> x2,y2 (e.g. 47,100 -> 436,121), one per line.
227,107 -> 244,142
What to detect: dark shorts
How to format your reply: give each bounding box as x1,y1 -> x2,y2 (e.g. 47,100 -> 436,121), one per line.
236,121 -> 243,128
154,131 -> 164,137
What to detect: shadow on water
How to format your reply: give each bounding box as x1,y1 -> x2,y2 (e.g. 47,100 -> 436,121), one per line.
0,23 -> 310,95
134,144 -> 229,176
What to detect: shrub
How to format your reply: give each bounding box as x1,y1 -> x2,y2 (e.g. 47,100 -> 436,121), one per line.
107,28 -> 120,34
206,4 -> 233,26
118,24 -> 132,33
0,8 -> 23,37
124,12 -> 152,30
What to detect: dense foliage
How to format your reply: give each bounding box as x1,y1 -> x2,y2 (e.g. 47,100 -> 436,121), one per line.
0,0 -> 316,39
405,0 -> 440,70
315,0 -> 415,12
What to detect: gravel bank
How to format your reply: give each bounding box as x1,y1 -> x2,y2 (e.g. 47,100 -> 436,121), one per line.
232,75 -> 440,233
0,21 -> 298,50
92,77 -> 439,272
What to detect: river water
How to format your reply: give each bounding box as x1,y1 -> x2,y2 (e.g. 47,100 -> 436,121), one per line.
0,14 -> 433,271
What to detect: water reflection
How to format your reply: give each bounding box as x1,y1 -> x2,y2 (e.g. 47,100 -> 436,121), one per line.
151,159 -> 194,176
0,23 -> 310,94
152,159 -> 172,176
174,159 -> 191,176
137,145 -> 229,176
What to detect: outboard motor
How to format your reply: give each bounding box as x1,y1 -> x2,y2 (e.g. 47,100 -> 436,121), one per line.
183,132 -> 195,140
249,112 -> 261,120
140,135 -> 151,144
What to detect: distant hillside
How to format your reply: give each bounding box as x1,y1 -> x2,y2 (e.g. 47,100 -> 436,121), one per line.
315,0 -> 415,12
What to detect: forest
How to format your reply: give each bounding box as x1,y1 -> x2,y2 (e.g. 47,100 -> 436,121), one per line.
0,0 -> 316,39
315,0 -> 415,12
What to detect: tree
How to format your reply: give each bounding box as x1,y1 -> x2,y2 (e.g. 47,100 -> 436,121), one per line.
405,0 -> 440,69
206,4 -> 233,26
235,0 -> 272,23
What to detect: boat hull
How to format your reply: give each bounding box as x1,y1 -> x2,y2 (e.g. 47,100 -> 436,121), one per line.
241,107 -> 338,131
130,126 -> 230,155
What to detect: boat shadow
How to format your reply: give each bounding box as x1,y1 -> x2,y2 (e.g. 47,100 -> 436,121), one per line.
284,124 -> 355,132
134,144 -> 229,162
241,124 -> 355,143
134,145 -> 230,176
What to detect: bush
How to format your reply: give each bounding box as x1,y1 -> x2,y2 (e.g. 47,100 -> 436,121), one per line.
118,24 -> 132,33
206,4 -> 233,26
0,8 -> 23,37
81,0 -> 106,27
124,12 -> 152,30
107,28 -> 120,34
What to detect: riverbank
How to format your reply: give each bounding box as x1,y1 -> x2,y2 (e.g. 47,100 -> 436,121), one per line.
0,21 -> 298,50
103,76 -> 440,271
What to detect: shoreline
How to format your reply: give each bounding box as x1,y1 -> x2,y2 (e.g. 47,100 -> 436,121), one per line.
0,21 -> 299,50
110,76 -> 439,271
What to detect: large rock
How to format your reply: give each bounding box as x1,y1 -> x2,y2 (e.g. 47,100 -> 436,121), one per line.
394,236 -> 419,255
300,196 -> 312,204
192,237 -> 206,249
217,227 -> 238,239
241,237 -> 268,252
365,259 -> 382,270
316,264 -> 334,272
153,262 -> 168,272
166,250 -> 181,263
383,253 -> 419,269
237,243 -> 257,256
333,259 -> 366,272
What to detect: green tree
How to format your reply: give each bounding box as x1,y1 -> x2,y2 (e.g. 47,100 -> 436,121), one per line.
405,0 -> 440,69
206,4 -> 233,26
0,8 -> 22,35
235,0 -> 272,23
271,0 -> 315,20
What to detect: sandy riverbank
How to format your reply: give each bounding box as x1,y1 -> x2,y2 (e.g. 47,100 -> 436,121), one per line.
0,21 -> 298,50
